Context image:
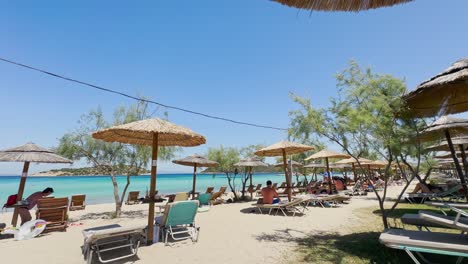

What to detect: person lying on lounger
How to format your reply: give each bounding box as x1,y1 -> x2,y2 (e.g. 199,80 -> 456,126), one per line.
261,180 -> 280,204
410,182 -> 442,194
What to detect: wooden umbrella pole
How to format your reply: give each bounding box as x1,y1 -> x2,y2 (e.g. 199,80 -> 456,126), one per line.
459,145 -> 468,178
192,164 -> 197,199
444,130 -> 468,200
249,167 -> 253,199
282,149 -> 291,201
352,163 -> 357,183
147,132 -> 159,245
326,157 -> 332,194
11,161 -> 30,226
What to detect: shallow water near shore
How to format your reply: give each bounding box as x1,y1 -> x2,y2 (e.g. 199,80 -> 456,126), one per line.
0,173 -> 323,205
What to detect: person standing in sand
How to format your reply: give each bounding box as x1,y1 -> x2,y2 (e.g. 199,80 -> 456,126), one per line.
261,180 -> 280,204
18,187 -> 54,225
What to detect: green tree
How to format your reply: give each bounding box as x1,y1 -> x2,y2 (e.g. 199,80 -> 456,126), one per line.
57,100 -> 178,217
206,146 -> 241,200
289,61 -> 431,228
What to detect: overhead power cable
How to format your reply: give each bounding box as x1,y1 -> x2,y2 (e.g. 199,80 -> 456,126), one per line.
0,57 -> 287,131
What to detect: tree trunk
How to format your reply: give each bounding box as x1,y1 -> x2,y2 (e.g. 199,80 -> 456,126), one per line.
120,174 -> 132,206
226,172 -> 238,200
110,172 -> 121,218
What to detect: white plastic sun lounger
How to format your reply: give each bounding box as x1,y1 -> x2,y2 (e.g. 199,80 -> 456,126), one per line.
419,207 -> 468,233
254,198 -> 304,216
82,224 -> 145,264
380,229 -> 468,264
402,210 -> 468,232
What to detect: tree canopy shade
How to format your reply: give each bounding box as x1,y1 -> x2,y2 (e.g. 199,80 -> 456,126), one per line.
404,58 -> 468,118
270,0 -> 413,12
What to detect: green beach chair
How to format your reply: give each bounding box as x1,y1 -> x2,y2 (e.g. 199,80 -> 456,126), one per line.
159,200 -> 200,245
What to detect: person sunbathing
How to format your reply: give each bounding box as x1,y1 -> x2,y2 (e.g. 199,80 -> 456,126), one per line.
410,182 -> 441,194
261,180 -> 280,204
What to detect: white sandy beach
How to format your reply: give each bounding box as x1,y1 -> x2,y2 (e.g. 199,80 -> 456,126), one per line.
0,186 -> 407,264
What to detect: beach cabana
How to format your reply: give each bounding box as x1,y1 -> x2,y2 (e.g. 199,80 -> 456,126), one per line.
172,155 -> 218,199
271,0 -> 412,12
305,150 -> 350,194
255,141 -> 314,201
0,142 -> 72,226
234,157 -> 269,199
92,118 -> 206,245
404,59 -> 468,118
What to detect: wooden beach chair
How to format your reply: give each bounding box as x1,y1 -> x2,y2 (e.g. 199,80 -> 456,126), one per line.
81,224 -> 145,264
379,229 -> 468,263
205,187 -> 214,194
69,194 -> 86,211
157,200 -> 200,245
173,192 -> 189,202
36,197 -> 69,232
210,187 -> 226,205
271,182 -> 278,191
126,191 -> 140,205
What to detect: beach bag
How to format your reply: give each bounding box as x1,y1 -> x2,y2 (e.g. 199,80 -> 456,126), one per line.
3,194 -> 17,208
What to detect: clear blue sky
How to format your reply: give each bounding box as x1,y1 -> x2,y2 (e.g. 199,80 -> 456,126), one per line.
0,0 -> 467,174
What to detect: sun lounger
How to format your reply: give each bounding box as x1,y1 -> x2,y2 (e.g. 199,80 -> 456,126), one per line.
401,211 -> 468,232
157,200 -> 200,245
125,191 -> 140,205
210,187 -> 226,205
425,201 -> 468,210
379,229 -> 468,264
70,194 -> 86,211
404,185 -> 463,204
82,224 -> 145,264
36,197 -> 69,233
254,198 -> 305,216
419,207 -> 468,233
205,187 -> 214,194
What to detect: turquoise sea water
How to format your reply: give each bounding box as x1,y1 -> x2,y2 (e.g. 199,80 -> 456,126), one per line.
0,173 -> 320,206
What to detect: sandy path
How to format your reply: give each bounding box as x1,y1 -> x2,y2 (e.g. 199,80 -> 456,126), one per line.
0,186 -> 405,264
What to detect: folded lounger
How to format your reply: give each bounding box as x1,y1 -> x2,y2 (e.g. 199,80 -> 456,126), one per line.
419,207 -> 468,233
379,229 -> 468,264
70,194 -> 86,211
425,202 -> 468,210
401,210 -> 468,232
82,224 -> 145,264
254,198 -> 304,216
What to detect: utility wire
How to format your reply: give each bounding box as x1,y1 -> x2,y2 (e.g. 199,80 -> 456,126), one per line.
0,57 -> 287,131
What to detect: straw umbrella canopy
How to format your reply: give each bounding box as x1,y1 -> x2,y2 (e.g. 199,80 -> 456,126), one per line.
335,157 -> 373,182
435,152 -> 463,159
234,158 -> 269,198
425,136 -> 468,152
255,141 -> 314,201
0,142 -> 72,226
404,59 -> 468,118
305,150 -> 350,193
92,118 -> 206,244
271,0 -> 413,12
172,155 -> 218,199
416,116 -> 468,199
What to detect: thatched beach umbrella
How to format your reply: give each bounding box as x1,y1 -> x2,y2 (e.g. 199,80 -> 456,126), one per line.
416,116 -> 468,199
404,59 -> 468,118
172,155 -> 218,199
335,157 -> 373,182
305,150 -> 350,194
425,136 -> 468,152
435,152 -> 463,159
255,141 -> 314,201
0,142 -> 72,226
92,118 -> 206,244
234,157 -> 269,199
271,0 -> 412,12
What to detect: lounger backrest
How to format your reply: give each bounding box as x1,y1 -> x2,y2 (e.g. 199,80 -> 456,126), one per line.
219,186 -> 227,194
197,193 -> 211,206
272,183 -> 278,190
127,191 -> 139,201
36,197 -> 69,225
206,187 -> 214,194
71,194 -> 86,207
163,201 -> 199,227
174,192 -> 189,202
247,185 -> 255,193
255,184 -> 262,191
